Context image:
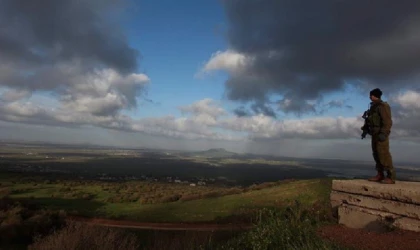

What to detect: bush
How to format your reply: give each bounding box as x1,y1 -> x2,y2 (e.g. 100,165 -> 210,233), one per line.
0,199 -> 66,245
201,191 -> 223,199
29,222 -> 140,250
223,187 -> 243,195
159,194 -> 182,203
179,194 -> 201,202
220,201 -> 346,250
81,194 -> 94,200
0,188 -> 11,198
247,182 -> 277,191
59,187 -> 71,192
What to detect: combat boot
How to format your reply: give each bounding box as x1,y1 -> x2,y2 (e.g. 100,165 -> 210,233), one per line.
382,178 -> 395,184
382,170 -> 396,184
368,170 -> 384,182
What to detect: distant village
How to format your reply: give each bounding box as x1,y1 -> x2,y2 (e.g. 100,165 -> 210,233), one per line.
96,174 -> 212,186
0,150 -> 238,186
1,161 -> 229,187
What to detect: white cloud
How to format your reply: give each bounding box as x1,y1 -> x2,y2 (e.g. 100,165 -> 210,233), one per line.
196,50 -> 250,77
178,98 -> 226,118
2,102 -> 46,117
0,88 -> 31,102
1,88 -> 420,147
61,68 -> 150,116
388,90 -> 420,139
392,90 -> 420,110
218,114 -> 361,140
62,92 -> 126,116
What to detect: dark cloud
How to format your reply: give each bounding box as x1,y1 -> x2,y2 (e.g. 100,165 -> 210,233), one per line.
324,100 -> 353,110
0,0 -> 138,89
232,102 -> 276,117
251,102 -> 277,118
276,98 -> 316,115
233,106 -> 250,117
326,100 -> 345,109
0,89 -> 31,102
221,0 -> 420,113
0,0 -> 149,118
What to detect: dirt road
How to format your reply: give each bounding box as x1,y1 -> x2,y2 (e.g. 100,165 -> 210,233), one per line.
67,216 -> 253,231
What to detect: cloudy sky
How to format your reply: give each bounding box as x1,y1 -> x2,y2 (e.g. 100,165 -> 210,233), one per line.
1,0 -> 420,162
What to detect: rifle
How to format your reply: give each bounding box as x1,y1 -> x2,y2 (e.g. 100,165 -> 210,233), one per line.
360,109 -> 371,139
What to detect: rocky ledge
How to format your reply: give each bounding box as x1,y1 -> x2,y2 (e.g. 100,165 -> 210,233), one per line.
331,179 -> 420,232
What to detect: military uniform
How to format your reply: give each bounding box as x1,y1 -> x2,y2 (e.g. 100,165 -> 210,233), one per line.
367,100 -> 396,183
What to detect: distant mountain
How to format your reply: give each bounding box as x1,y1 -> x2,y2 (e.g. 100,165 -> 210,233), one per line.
186,148 -> 238,158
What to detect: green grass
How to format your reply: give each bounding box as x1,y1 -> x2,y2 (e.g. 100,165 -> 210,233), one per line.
3,176 -> 333,223
98,179 -> 326,222
1,172 -> 349,249
218,201 -> 351,250
27,199 -> 350,250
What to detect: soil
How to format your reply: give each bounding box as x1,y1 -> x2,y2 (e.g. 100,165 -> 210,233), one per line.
317,224 -> 420,250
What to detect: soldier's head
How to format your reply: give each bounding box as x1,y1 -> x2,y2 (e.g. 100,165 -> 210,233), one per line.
369,88 -> 382,101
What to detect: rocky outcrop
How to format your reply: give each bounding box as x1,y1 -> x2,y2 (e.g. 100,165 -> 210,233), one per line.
331,179 -> 420,232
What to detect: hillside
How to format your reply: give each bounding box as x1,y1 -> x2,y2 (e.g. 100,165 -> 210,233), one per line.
7,176 -> 331,223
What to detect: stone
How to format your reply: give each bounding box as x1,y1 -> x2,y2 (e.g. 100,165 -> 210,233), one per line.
338,204 -> 398,232
338,204 -> 420,233
332,179 -> 420,205
331,179 -> 420,233
331,190 -> 420,219
394,217 -> 420,232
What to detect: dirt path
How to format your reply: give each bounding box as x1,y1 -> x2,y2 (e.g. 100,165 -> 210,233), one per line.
66,216 -> 253,231
317,224 -> 420,250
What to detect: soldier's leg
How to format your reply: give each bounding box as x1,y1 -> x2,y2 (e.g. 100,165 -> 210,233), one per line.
371,136 -> 383,171
377,136 -> 396,182
368,135 -> 384,181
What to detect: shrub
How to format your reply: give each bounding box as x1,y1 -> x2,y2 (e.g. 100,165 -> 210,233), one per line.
29,222 -> 140,250
201,191 -> 223,199
0,188 -> 11,198
247,182 -> 277,191
59,187 -> 71,192
220,201 -> 346,250
179,194 -> 201,202
0,199 -> 66,245
139,197 -> 151,204
81,194 -> 94,200
159,194 -> 182,203
223,187 -> 243,195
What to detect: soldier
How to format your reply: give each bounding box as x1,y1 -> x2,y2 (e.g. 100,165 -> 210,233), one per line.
366,88 -> 396,184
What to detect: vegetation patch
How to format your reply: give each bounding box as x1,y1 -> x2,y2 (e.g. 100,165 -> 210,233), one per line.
0,197 -> 66,248
3,176 -> 333,223
219,201 -> 349,250
29,221 -> 140,250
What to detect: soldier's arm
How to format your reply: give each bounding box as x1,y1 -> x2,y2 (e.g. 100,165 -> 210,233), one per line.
379,103 -> 393,135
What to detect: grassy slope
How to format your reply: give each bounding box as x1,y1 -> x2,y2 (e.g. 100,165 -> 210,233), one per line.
100,179 -> 330,222
4,175 -> 332,223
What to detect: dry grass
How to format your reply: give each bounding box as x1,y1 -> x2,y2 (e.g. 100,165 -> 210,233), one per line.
29,221 -> 140,250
